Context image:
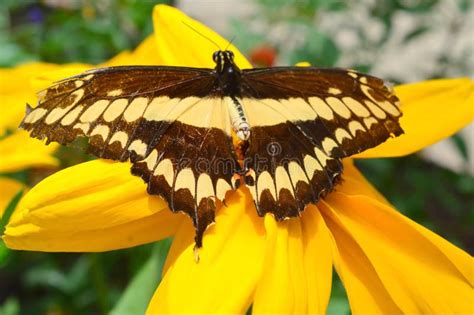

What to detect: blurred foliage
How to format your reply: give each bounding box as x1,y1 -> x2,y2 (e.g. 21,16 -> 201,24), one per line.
0,0 -> 170,66
0,0 -> 473,314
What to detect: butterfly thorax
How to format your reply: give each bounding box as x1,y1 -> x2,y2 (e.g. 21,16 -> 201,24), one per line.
213,50 -> 242,96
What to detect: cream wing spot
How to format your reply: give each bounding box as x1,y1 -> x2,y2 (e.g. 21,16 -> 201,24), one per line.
361,83 -> 400,117
196,173 -> 215,202
215,178 -> 232,201
45,103 -> 76,125
359,77 -> 368,84
322,137 -> 338,155
174,168 -> 196,197
103,99 -> 128,122
328,87 -> 342,95
348,121 -> 365,136
143,96 -> 173,121
364,117 -> 378,129
288,162 -> 308,185
90,125 -> 110,141
308,97 -> 334,120
365,101 -> 387,119
61,106 -> 83,126
275,166 -> 294,197
314,147 -> 330,167
177,97 -> 224,128
82,74 -> 94,81
107,89 -> 123,97
80,100 -> 110,123
342,97 -> 370,117
75,80 -> 84,88
257,171 -> 277,200
124,97 -> 149,122
378,101 -> 401,116
154,158 -> 174,184
348,72 -> 358,78
109,131 -> 128,148
241,98 -> 285,126
335,128 -> 352,143
326,97 -> 351,119
24,108 -> 48,123
144,149 -> 158,171
304,155 -> 322,179
128,140 -> 147,156
73,122 -> 90,134
279,98 -> 318,120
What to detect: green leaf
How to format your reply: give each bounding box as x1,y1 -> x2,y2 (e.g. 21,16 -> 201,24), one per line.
0,189 -> 23,233
327,297 -> 350,315
0,240 -> 10,265
110,238 -> 172,315
0,298 -> 20,315
288,28 -> 340,67
327,272 -> 350,315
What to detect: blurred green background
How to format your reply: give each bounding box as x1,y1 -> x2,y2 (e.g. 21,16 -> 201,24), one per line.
0,1 -> 473,314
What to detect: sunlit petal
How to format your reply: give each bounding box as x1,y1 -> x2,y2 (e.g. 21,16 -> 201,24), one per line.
3,160 -> 182,251
0,131 -> 58,172
152,4 -> 251,68
300,207 -> 333,315
253,209 -> 333,315
103,35 -> 162,66
320,164 -> 473,314
357,78 -> 474,158
0,62 -> 62,133
30,64 -> 92,92
147,188 -> 266,315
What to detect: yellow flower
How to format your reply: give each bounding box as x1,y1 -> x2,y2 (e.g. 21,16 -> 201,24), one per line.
2,5 -> 474,314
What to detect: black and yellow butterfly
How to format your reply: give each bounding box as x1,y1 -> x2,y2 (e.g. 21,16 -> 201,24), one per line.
21,50 -> 403,247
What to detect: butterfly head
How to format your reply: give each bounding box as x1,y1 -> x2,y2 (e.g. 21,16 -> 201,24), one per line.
213,50 -> 236,73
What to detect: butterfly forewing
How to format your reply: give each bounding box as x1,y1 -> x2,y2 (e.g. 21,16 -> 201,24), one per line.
21,66 -> 240,247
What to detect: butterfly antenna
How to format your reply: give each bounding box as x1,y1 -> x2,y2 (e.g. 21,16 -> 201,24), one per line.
182,21 -> 221,50
225,35 -> 237,50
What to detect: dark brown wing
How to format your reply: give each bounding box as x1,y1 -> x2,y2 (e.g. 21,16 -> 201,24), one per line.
239,67 -> 403,217
20,66 -> 240,247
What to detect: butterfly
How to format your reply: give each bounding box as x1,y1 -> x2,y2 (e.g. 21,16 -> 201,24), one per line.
20,50 -> 403,248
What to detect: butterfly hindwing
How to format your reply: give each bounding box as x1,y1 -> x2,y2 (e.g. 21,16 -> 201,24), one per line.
239,67 -> 402,215
130,98 -> 240,247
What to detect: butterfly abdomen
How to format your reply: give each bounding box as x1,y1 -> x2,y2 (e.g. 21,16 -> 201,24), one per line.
225,96 -> 250,140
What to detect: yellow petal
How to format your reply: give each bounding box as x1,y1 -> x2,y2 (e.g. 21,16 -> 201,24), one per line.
0,131 -> 58,173
31,64 -> 92,92
0,62 -> 60,133
3,160 -> 182,252
300,208 -> 333,314
147,187 -> 266,315
0,62 -> 59,95
253,208 -> 333,315
0,93 -> 32,134
102,35 -> 162,66
357,78 -> 474,158
319,165 -> 473,314
0,178 -> 25,218
152,4 -> 251,68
